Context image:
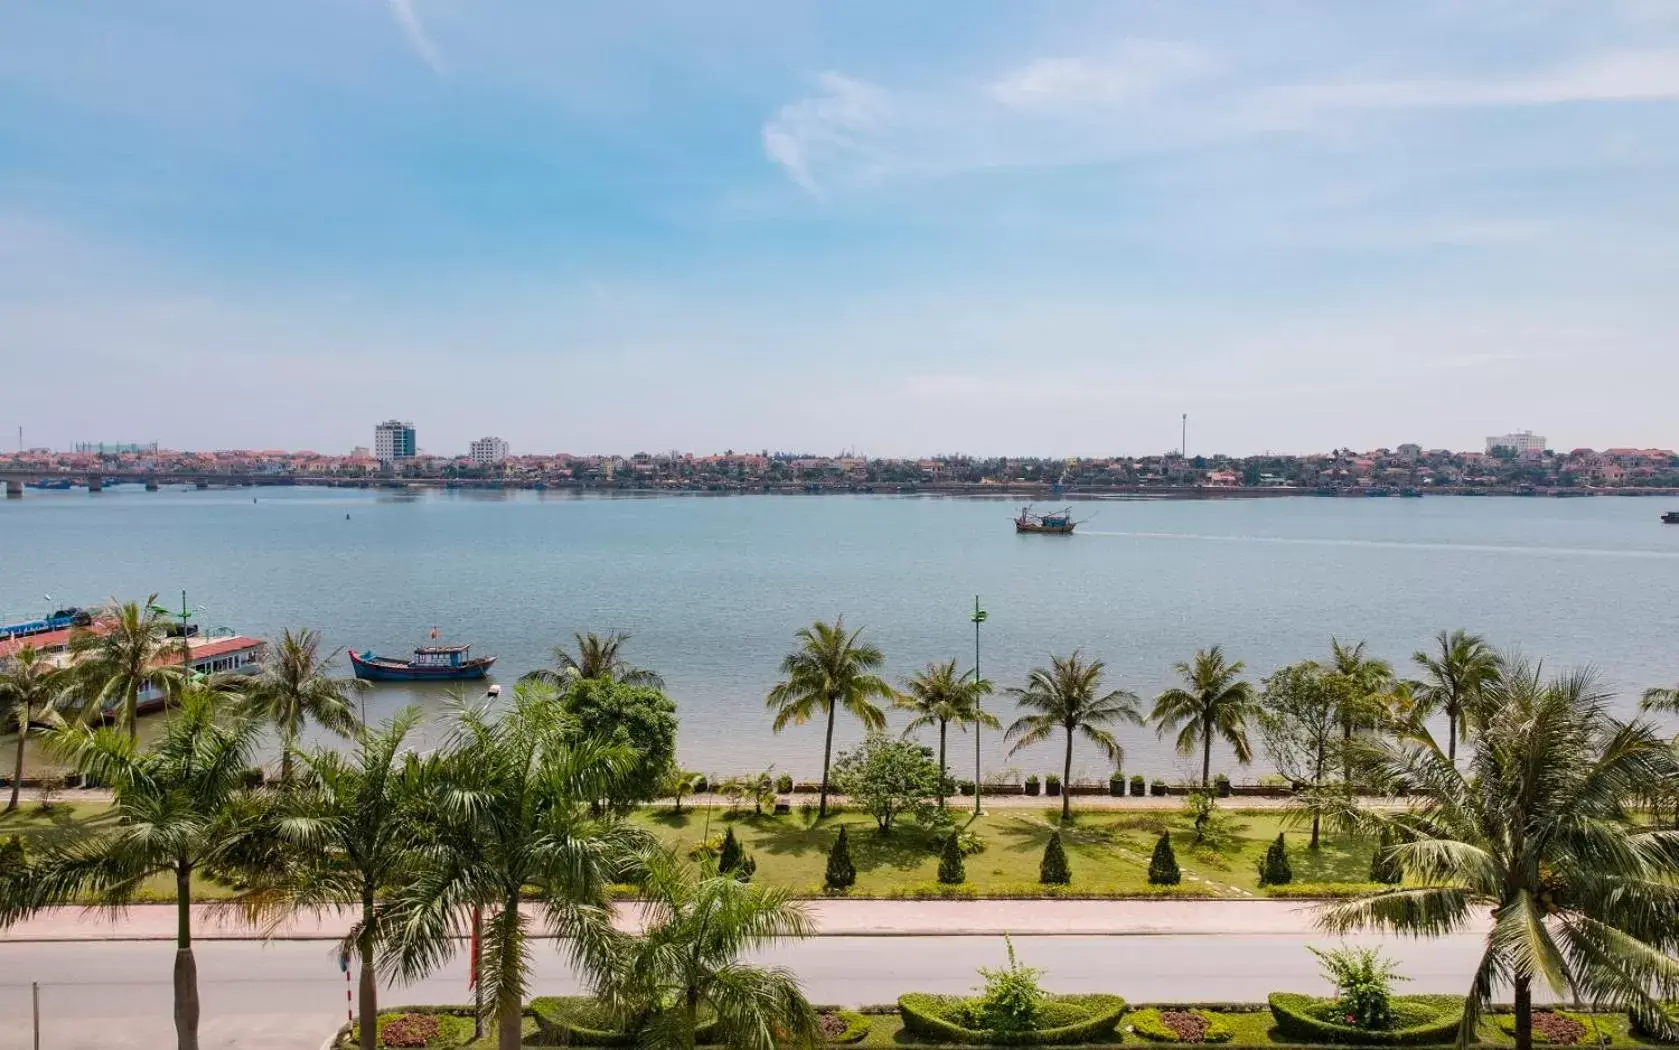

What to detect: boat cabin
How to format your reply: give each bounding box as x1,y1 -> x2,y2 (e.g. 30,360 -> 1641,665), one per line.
410,645 -> 475,669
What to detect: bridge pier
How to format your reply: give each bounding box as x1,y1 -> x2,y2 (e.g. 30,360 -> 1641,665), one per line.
87,476 -> 102,493
144,479 -> 159,491
195,480 -> 208,490
5,480 -> 20,499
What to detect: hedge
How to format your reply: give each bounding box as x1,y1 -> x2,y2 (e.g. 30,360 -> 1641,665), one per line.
529,996 -> 719,1046
1631,1004 -> 1679,1044
898,992 -> 1127,1045
1129,1006 -> 1236,1043
1267,994 -> 1466,1046
826,1009 -> 872,1044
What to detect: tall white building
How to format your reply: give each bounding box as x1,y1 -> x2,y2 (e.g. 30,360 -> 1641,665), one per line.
470,436 -> 509,466
1485,430 -> 1546,455
374,420 -> 416,464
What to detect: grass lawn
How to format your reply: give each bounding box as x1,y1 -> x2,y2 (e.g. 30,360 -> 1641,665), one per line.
0,800 -> 237,901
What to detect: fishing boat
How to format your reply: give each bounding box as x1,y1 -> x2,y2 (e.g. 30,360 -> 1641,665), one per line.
1662,511 -> 1679,525
1013,505 -> 1080,534
349,644 -> 497,682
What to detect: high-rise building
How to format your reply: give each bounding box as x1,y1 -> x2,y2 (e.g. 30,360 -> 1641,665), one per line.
374,420 -> 416,464
1485,430 -> 1546,455
470,436 -> 509,466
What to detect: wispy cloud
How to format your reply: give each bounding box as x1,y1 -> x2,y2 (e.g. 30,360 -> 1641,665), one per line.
989,41 -> 1212,109
387,0 -> 445,75
762,73 -> 892,194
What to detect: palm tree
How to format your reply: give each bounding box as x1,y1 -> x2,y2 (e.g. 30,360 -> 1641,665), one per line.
1327,638 -> 1394,784
599,849 -> 823,1049
0,646 -> 69,812
1319,660 -> 1679,1050
1641,683 -> 1679,717
235,708 -> 430,1050
228,627 -> 364,785
897,660 -> 997,808
0,685 -> 263,1050
1408,629 -> 1500,761
521,630 -> 664,690
765,618 -> 893,818
1006,652 -> 1143,822
67,596 -> 188,741
384,682 -> 650,1050
1638,686 -> 1679,827
1150,645 -> 1259,787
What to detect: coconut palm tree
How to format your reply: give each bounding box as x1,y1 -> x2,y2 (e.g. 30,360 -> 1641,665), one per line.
1408,629 -> 1500,761
521,631 -> 664,690
1327,638 -> 1394,784
0,646 -> 69,812
1641,683 -> 1679,717
598,849 -> 823,1050
897,660 -> 997,808
234,708 -> 430,1050
383,683 -> 650,1050
227,627 -> 364,785
1638,686 -> 1679,827
765,618 -> 893,818
66,596 -> 188,741
1006,652 -> 1143,822
1319,660 -> 1679,1050
0,685 -> 264,1050
1150,645 -> 1259,787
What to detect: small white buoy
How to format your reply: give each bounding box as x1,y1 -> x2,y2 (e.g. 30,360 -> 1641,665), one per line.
487,684 -> 502,698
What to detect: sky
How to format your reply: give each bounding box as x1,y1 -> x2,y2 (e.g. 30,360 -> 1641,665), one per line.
2,1 -> 1677,458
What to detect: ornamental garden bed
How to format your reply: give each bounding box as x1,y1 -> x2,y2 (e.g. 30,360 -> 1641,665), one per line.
1492,1011 -> 1611,1047
529,995 -> 721,1046
897,992 -> 1128,1045
1129,1007 -> 1237,1043
1267,993 -> 1467,1046
338,1008 -> 477,1049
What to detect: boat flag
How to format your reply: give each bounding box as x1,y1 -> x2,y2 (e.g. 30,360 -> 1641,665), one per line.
430,626 -> 439,640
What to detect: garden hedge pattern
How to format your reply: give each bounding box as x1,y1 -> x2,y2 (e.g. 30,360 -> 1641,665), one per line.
1129,1007 -> 1236,1043
529,996 -> 719,1046
898,992 -> 1127,1045
827,1009 -> 872,1044
1492,1009 -> 1609,1046
1268,993 -> 1466,1046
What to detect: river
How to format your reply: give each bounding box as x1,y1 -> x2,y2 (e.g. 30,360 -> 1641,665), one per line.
4,487 -> 1677,782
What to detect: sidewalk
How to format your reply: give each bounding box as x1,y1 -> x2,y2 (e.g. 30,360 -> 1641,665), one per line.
0,899 -> 1324,942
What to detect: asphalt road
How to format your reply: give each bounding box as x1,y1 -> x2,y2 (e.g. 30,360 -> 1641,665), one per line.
0,933 -> 1486,1050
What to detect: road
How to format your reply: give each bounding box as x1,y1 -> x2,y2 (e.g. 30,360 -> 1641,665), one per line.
0,933 -> 1487,1050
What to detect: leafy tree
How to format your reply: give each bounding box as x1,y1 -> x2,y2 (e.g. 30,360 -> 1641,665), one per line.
383,683 -> 651,1050
823,826 -> 856,892
938,832 -> 966,885
67,596 -> 188,740
0,686 -> 262,1050
1258,833 -> 1293,886
521,630 -> 664,690
718,826 -> 744,875
1039,830 -> 1070,885
0,646 -> 68,812
1151,645 -> 1259,787
561,678 -> 678,812
661,767 -> 706,815
1147,833 -> 1181,885
1319,660 -> 1679,1050
1327,639 -> 1395,786
831,732 -> 942,832
1407,630 -> 1499,762
226,627 -> 363,785
1006,652 -> 1143,822
598,850 -> 821,1050
1369,827 -> 1403,885
766,618 -> 894,818
898,660 -> 997,809
1259,661 -> 1344,849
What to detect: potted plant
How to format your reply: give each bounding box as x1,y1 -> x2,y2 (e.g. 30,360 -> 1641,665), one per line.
1024,774 -> 1041,796
1045,773 -> 1062,797
1150,778 -> 1168,797
1130,774 -> 1146,797
1213,773 -> 1232,798
775,772 -> 794,794
1109,771 -> 1126,797
957,779 -> 975,797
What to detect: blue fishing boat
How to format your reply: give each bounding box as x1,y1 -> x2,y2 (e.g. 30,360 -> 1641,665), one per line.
1013,505 -> 1081,534
349,643 -> 496,682
0,606 -> 91,641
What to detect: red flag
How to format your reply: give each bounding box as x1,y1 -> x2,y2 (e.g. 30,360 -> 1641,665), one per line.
468,907 -> 482,990
430,625 -> 439,640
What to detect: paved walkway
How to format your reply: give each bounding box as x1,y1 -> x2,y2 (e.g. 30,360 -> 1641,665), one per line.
1,898 -> 1328,942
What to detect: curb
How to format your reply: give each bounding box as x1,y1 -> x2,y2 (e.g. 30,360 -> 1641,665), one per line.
1,927 -> 1303,944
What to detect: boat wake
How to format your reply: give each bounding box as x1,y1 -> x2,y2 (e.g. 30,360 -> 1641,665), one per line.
1076,530 -> 1679,560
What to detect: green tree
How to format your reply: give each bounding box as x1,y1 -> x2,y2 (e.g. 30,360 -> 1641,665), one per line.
1407,630 -> 1499,762
1005,653 -> 1143,822
718,826 -> 745,875
227,627 -> 363,785
823,826 -> 856,892
600,849 -> 821,1050
1259,661 -> 1343,849
831,732 -> 942,832
0,646 -> 68,812
897,660 -> 997,809
938,832 -> 966,885
1147,833 -> 1181,885
765,618 -> 894,818
67,596 -> 188,740
1327,639 -> 1394,785
661,768 -> 706,815
1369,827 -> 1403,885
384,683 -> 650,1050
0,686 -> 262,1050
1150,645 -> 1259,787
1319,661 -> 1679,1050
521,630 -> 664,690
1039,830 -> 1070,885
1257,833 -> 1293,886
561,678 -> 678,812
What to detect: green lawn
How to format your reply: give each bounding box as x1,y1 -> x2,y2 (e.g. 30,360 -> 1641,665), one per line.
0,801 -> 237,901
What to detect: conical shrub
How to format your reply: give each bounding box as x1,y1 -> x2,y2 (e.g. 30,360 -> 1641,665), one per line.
1258,832 -> 1293,886
824,825 -> 856,892
1147,832 -> 1181,886
718,826 -> 744,875
1369,827 -> 1403,885
1039,830 -> 1070,885
937,832 -> 966,885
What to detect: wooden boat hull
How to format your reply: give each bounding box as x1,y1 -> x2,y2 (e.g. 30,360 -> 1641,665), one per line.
1015,522 -> 1076,534
349,650 -> 497,682
1662,512 -> 1679,525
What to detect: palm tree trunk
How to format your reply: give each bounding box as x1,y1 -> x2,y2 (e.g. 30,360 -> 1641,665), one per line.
358,883 -> 378,1050
496,897 -> 523,1050
684,986 -> 700,1050
280,747 -> 293,787
937,720 -> 948,810
1201,718 -> 1213,787
1310,741 -> 1324,850
8,702 -> 25,812
174,863 -> 200,1050
818,701 -> 837,819
128,684 -> 140,744
1446,704 -> 1458,763
1061,729 -> 1073,823
1513,975 -> 1533,1050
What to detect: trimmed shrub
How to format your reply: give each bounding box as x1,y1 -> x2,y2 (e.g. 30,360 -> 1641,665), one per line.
1130,774 -> 1146,797
938,832 -> 967,885
1212,773 -> 1231,798
957,779 -> 976,796
775,772 -> 794,794
718,826 -> 744,875
1150,778 -> 1168,797
824,825 -> 856,892
1128,1007 -> 1235,1043
0,836 -> 26,874
1024,775 -> 1041,796
691,773 -> 708,794
823,1009 -> 872,1044
1044,774 -> 1061,797
1265,882 -> 1388,899
1369,827 -> 1403,885
1257,833 -> 1293,886
530,996 -> 720,1047
1266,993 -> 1465,1046
1109,772 -> 1126,797
898,993 -> 1127,1046
1039,831 -> 1070,885
1147,833 -> 1181,886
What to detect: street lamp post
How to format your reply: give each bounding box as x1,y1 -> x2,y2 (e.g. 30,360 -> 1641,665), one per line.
970,596 -> 988,817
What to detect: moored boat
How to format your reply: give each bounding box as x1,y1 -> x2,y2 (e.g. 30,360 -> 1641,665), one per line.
1014,505 -> 1079,534
1662,511 -> 1679,525
349,644 -> 497,681
0,606 -> 91,641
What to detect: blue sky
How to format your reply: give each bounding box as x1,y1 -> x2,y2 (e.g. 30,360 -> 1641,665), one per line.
3,1 -> 1677,457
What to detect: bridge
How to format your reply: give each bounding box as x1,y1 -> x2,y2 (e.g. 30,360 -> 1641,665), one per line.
0,471 -> 399,498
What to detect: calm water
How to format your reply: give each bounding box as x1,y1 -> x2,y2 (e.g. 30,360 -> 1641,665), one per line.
4,488 -> 1678,782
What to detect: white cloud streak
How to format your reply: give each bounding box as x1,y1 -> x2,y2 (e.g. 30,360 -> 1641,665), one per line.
388,0 -> 445,75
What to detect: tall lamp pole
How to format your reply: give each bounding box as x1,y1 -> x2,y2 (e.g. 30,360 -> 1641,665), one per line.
971,596 -> 988,817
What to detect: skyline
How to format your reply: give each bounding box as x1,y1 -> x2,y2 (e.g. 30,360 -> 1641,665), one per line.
4,2 -> 1679,456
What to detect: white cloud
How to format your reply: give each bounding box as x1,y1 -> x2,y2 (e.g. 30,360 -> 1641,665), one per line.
388,0 -> 445,75
761,73 -> 893,193
989,41 -> 1212,109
